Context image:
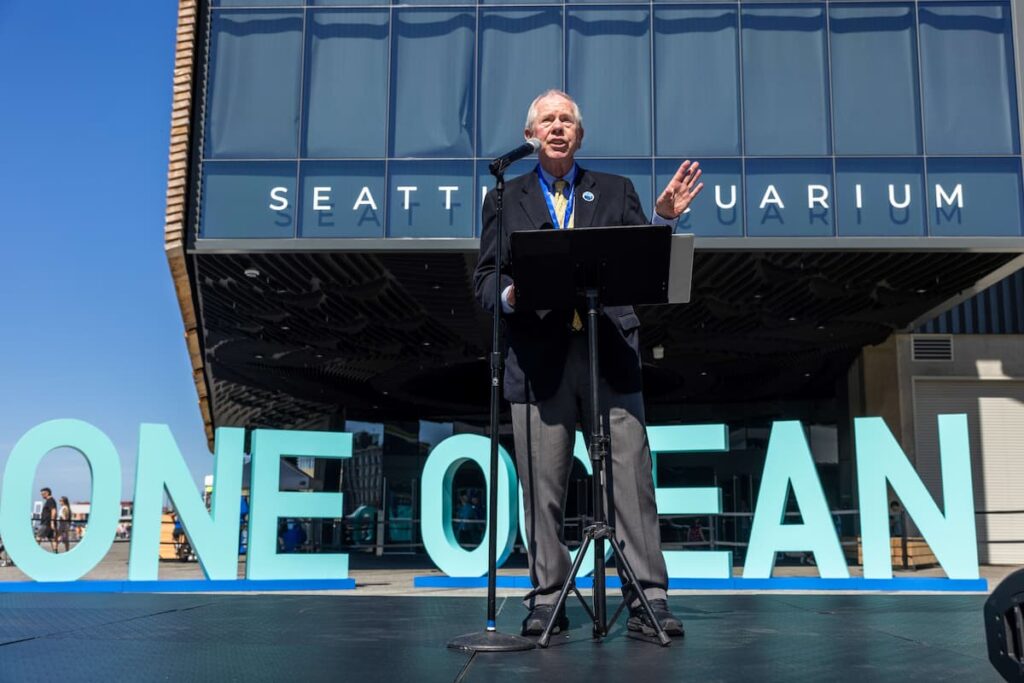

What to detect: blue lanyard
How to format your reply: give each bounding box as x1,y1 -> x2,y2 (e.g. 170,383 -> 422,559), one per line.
536,166 -> 575,230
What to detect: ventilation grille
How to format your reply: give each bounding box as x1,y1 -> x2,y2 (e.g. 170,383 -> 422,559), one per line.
912,336 -> 954,361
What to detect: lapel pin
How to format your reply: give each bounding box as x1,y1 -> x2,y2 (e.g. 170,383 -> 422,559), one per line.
582,191 -> 595,202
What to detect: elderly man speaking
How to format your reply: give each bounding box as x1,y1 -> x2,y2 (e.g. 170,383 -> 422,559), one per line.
473,89 -> 703,638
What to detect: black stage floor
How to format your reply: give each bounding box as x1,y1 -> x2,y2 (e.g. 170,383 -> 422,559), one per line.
0,593 -> 998,681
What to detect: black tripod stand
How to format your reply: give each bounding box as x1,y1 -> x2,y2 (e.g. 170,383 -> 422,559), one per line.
508,225 -> 680,649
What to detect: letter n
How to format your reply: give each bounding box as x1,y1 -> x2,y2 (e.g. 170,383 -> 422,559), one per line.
854,415 -> 978,579
129,425 -> 245,581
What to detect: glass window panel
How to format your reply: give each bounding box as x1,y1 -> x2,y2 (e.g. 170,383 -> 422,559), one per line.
835,158 -> 926,237
205,11 -> 303,159
479,9 -> 563,158
830,4 -> 921,155
475,159 -> 539,236
201,162 -> 297,238
927,158 -> 1023,237
745,158 -> 834,237
920,2 -> 1019,154
567,8 -> 652,157
215,0 -> 301,6
388,161 -> 475,237
741,6 -> 830,156
303,10 -> 389,158
657,159 -> 742,237
654,6 -> 740,157
577,158 -> 653,219
299,161 -> 386,238
310,0 -> 387,5
390,10 -> 475,158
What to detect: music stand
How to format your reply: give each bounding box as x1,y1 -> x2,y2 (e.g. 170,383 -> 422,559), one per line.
510,226 -> 695,648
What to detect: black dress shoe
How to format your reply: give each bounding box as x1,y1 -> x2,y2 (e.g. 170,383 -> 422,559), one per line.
627,599 -> 684,637
522,604 -> 569,636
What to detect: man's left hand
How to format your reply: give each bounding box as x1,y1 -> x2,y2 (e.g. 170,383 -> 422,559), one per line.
655,159 -> 704,220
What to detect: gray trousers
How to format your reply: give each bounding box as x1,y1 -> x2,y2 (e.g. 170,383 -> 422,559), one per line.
512,335 -> 668,608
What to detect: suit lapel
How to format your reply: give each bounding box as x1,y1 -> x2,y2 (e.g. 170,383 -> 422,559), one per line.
520,173 -> 554,230
573,166 -> 598,228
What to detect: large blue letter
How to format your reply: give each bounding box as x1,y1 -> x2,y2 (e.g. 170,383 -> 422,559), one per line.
246,429 -> 351,580
743,421 -> 849,579
0,420 -> 121,581
648,424 -> 733,578
421,434 -> 518,577
129,425 -> 245,581
855,415 -> 978,579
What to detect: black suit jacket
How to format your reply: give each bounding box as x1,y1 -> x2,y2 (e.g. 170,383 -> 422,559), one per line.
473,165 -> 648,403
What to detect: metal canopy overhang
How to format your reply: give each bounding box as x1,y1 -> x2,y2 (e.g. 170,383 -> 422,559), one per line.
186,239 -> 1024,432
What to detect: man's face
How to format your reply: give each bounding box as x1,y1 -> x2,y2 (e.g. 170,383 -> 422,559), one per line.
40,490 -> 50,500
526,95 -> 583,166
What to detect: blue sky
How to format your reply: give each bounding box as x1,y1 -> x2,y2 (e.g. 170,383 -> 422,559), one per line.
0,1 -> 213,501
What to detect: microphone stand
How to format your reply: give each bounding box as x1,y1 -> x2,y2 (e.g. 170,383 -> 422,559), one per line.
447,160 -> 535,652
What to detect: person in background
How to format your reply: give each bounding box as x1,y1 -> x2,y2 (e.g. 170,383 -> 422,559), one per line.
38,488 -> 57,551
55,496 -> 72,553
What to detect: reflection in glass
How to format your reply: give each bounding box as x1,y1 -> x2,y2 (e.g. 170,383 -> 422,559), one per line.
745,159 -> 834,237
742,6 -> 830,156
206,11 -> 303,159
655,7 -> 740,157
567,8 -> 652,157
920,2 -> 1020,154
388,161 -> 475,237
299,161 -> 386,238
478,9 -> 563,158
830,4 -> 921,155
927,157 -> 1023,237
390,10 -> 475,158
835,158 -> 925,237
304,11 -> 389,158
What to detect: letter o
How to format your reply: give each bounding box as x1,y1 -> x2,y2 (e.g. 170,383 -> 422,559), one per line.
420,434 -> 518,577
0,420 -> 122,581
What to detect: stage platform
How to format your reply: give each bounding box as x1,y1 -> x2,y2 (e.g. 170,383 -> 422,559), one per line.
0,592 -> 998,681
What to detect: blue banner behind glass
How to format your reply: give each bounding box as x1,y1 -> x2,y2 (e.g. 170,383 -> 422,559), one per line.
388,161 -> 475,237
659,159 -> 742,238
741,5 -> 831,156
655,6 -> 741,157
201,162 -> 297,239
567,7 -> 652,157
205,11 -> 303,159
478,9 -> 563,158
830,4 -> 921,155
303,10 -> 389,158
836,158 -> 926,237
299,161 -> 386,238
746,159 -> 834,237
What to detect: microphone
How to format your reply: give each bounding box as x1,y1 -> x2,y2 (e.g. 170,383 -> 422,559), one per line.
489,138 -> 541,174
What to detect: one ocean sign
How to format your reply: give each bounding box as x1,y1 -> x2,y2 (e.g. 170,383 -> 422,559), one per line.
0,416 -> 986,593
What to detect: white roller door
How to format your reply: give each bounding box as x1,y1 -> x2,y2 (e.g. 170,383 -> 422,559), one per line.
913,379 -> 1024,564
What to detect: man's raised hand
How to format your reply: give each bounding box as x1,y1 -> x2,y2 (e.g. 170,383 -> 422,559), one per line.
655,159 -> 704,220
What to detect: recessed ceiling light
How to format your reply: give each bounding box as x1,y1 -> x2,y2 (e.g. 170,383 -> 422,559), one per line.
244,267 -> 260,279
254,354 -> 264,360
788,316 -> 797,322
422,341 -> 431,347
700,371 -> 708,377
281,325 -> 290,331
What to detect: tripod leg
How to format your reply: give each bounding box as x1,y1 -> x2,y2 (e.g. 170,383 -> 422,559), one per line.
608,540 -> 671,646
537,534 -> 594,648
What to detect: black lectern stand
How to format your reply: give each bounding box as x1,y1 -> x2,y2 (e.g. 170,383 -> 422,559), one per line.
509,225 -> 691,648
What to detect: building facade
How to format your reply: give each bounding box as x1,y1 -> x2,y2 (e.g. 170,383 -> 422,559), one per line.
165,0 -> 1024,564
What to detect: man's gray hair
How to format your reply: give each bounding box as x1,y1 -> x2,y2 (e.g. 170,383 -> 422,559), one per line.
524,90 -> 583,132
